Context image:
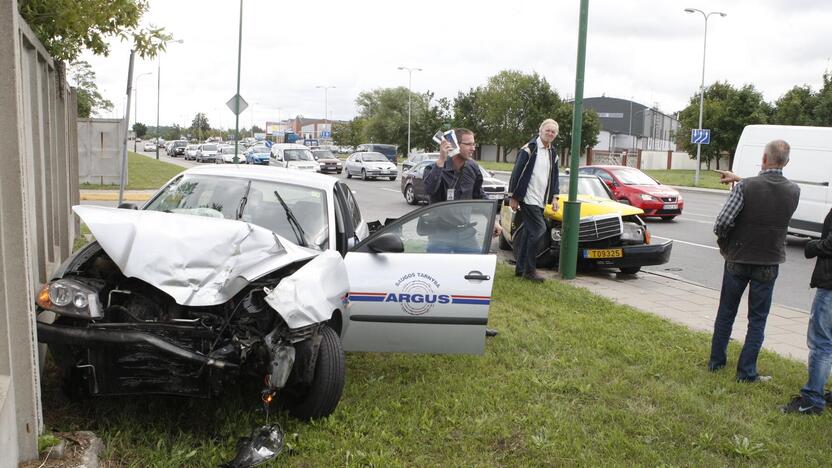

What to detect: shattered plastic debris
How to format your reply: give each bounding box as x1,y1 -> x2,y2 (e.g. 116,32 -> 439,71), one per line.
221,424 -> 285,468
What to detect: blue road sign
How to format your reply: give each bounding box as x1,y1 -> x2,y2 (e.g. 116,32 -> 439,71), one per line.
691,129 -> 711,144
320,131 -> 332,138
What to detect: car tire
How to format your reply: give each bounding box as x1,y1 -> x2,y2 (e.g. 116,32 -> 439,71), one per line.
281,326 -> 345,420
499,231 -> 511,250
389,176 -> 396,181
361,169 -> 367,180
661,216 -> 676,222
346,170 -> 352,179
404,184 -> 417,205
620,266 -> 641,274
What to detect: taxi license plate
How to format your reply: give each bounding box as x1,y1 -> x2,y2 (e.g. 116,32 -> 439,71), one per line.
584,248 -> 623,259
664,203 -> 678,210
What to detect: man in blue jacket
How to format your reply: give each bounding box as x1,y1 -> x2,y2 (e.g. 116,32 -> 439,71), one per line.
508,119 -> 560,282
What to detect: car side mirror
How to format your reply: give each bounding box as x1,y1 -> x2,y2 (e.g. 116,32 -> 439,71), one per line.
367,232 -> 404,253
117,202 -> 138,210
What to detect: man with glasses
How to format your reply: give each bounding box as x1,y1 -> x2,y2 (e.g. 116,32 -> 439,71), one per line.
424,128 -> 501,337
508,119 -> 560,283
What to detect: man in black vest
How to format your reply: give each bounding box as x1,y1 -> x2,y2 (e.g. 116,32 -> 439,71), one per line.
708,139 -> 800,382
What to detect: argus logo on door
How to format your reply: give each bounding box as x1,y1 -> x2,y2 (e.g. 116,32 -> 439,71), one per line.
385,272 -> 447,316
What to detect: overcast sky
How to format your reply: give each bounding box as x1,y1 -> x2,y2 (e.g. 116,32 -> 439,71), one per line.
80,0 -> 832,131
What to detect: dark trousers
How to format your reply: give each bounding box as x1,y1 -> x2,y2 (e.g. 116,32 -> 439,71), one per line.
514,203 -> 546,276
708,261 -> 779,381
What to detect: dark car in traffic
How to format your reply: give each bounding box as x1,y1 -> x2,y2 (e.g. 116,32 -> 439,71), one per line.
312,149 -> 342,174
401,152 -> 439,172
400,160 -> 508,205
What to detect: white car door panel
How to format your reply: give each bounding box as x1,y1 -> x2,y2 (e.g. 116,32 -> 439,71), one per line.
341,200 -> 498,355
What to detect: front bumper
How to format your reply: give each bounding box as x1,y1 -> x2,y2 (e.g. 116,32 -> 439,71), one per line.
368,170 -> 397,177
575,239 -> 673,269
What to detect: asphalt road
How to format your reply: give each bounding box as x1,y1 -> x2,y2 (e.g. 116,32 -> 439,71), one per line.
123,150 -> 818,312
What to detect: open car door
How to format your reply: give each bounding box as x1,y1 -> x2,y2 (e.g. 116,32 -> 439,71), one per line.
342,200 -> 498,355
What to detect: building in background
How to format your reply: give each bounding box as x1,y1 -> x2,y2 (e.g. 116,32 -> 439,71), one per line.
582,96 -> 680,154
266,117 -> 341,144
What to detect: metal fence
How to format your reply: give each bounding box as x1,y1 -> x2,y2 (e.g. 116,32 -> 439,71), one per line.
0,0 -> 79,462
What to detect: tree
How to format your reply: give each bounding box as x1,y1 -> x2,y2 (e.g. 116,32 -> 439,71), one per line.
163,124 -> 181,141
332,118 -> 366,148
676,82 -> 770,169
191,113 -> 211,141
68,60 -> 113,117
18,0 -> 171,62
772,86 -> 816,126
476,70 -> 562,162
251,125 -> 264,134
553,104 -> 601,162
355,87 -> 413,154
132,122 -> 147,138
813,71 -> 832,126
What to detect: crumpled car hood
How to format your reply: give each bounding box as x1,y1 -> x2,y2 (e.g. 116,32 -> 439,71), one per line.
73,206 -> 319,307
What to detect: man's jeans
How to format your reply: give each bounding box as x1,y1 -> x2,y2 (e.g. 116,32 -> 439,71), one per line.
801,288 -> 832,408
514,204 -> 546,275
708,262 -> 779,381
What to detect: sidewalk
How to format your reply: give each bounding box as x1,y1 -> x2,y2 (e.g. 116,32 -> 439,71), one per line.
81,190 -> 155,201
555,268 -> 809,364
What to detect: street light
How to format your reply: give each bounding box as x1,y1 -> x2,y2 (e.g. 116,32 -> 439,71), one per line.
398,66 -> 422,157
315,85 -> 335,141
685,8 -> 726,185
156,39 -> 184,159
133,72 -> 152,151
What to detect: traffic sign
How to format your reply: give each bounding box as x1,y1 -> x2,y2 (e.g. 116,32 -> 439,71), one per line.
320,131 -> 332,138
691,129 -> 711,144
226,94 -> 249,115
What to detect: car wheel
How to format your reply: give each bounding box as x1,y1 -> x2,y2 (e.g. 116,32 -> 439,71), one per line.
389,176 -> 396,181
404,184 -> 417,205
499,231 -> 511,250
346,170 -> 352,179
620,266 -> 641,274
281,326 -> 345,420
361,169 -> 367,180
661,216 -> 676,222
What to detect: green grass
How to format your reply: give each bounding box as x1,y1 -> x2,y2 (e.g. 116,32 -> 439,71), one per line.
644,169 -> 729,190
478,161 -> 516,172
80,152 -> 184,190
39,263 -> 830,466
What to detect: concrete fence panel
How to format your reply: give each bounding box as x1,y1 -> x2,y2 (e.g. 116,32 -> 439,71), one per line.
0,0 -> 79,462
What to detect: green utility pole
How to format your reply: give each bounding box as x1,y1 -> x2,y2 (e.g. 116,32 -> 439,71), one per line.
559,0 -> 590,279
233,0 -> 243,164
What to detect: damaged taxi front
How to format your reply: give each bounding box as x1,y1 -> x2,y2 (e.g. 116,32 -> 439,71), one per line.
37,165 -> 499,420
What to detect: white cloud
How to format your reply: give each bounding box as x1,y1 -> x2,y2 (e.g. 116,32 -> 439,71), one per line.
77,0 -> 832,130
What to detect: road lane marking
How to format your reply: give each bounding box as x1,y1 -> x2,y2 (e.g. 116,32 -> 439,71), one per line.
380,188 -> 400,193
683,211 -> 717,218
653,235 -> 719,251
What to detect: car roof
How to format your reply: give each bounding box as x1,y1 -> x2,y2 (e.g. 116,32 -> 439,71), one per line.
181,164 -> 338,191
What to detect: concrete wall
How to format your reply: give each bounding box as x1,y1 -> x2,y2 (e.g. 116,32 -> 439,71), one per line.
78,118 -> 125,185
637,150 -> 730,170
0,0 -> 79,462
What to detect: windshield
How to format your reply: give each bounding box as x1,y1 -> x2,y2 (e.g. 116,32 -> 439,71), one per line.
313,150 -> 335,159
362,153 -> 388,162
174,141 -> 187,147
201,144 -> 218,151
144,175 -> 329,250
250,146 -> 269,153
614,168 -> 660,185
558,176 -> 612,199
186,145 -> 198,150
284,149 -> 314,161
221,147 -> 238,154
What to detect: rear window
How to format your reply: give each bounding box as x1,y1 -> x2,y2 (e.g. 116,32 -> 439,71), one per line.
202,144 -> 218,151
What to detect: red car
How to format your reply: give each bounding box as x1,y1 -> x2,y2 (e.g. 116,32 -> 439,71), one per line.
578,165 -> 684,220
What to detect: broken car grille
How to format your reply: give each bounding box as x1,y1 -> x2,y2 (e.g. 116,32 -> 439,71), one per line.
578,215 -> 622,242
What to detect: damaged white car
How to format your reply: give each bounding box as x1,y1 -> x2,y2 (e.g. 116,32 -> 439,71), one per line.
37,165 -> 499,419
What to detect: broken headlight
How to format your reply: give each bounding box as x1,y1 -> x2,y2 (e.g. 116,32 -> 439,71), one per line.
621,222 -> 645,244
36,279 -> 103,319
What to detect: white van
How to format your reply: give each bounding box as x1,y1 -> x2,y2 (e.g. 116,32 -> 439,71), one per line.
269,143 -> 319,172
732,125 -> 832,238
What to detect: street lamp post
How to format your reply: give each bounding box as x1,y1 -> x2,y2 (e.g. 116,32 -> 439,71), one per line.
398,66 -> 422,158
133,72 -> 152,152
156,39 -> 184,159
685,8 -> 726,185
315,85 -> 335,141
